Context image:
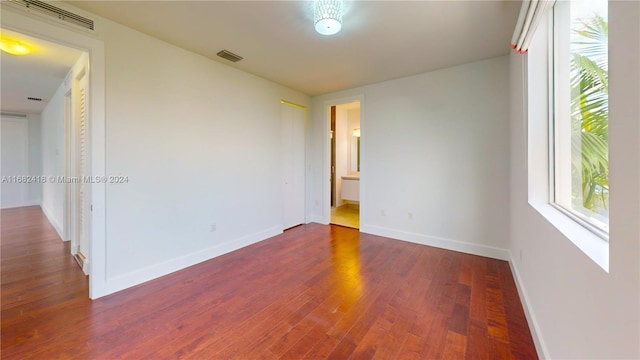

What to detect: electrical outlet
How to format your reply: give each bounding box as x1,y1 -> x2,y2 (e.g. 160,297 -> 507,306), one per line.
408,212 -> 413,220
519,249 -> 523,261
381,210 -> 386,216
210,223 -> 217,232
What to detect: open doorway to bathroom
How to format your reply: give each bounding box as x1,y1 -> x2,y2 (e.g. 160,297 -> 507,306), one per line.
329,101 -> 360,229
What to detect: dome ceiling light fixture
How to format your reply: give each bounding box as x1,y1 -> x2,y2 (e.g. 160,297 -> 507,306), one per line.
314,0 -> 344,36
0,36 -> 32,56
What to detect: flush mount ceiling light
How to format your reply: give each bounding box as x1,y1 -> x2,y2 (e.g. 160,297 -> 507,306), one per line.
0,36 -> 32,56
314,0 -> 344,36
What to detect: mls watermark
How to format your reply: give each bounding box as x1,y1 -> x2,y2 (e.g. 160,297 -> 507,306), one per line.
1,175 -> 129,184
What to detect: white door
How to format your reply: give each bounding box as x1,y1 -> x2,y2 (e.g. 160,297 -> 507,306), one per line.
281,103 -> 305,229
76,71 -> 90,273
1,117 -> 29,208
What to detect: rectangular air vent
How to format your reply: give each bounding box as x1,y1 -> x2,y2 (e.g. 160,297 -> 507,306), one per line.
217,50 -> 243,63
27,97 -> 43,101
0,112 -> 28,119
8,0 -> 94,31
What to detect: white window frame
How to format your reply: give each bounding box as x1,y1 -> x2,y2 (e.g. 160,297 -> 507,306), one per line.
525,5 -> 609,272
549,0 -> 609,241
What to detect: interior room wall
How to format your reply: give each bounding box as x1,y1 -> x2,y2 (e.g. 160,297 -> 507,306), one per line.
308,56 -> 511,259
40,81 -> 66,236
508,2 -> 640,358
1,116 -> 30,208
27,114 -> 42,205
100,15 -> 309,290
40,53 -> 86,239
0,113 -> 41,208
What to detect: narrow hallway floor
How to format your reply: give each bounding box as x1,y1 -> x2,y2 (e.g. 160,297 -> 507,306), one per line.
331,204 -> 359,229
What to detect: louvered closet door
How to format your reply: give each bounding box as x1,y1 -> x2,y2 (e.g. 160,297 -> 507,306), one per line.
77,72 -> 90,264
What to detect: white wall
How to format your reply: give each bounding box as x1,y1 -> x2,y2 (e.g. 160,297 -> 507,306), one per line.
40,53 -> 86,239
27,114 -> 42,205
309,57 -> 511,259
0,114 -> 41,208
40,82 -> 65,234
100,17 -> 309,287
509,1 -> 640,358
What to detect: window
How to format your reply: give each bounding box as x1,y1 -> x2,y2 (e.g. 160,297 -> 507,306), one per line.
552,0 -> 609,237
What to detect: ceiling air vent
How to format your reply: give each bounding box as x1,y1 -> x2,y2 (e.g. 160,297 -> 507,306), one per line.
1,112 -> 27,119
27,97 -> 43,101
216,50 -> 243,63
8,0 -> 95,31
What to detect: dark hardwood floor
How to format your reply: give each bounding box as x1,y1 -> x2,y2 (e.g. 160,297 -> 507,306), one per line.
1,206 -> 537,359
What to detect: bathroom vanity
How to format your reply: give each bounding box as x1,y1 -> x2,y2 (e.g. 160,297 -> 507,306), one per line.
341,174 -> 360,202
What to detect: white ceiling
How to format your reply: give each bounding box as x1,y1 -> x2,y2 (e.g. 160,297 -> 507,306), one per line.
68,0 -> 520,96
1,28 -> 84,115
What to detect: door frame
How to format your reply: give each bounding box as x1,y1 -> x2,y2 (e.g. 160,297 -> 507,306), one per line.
281,100 -> 307,230
2,4 -> 107,298
322,94 -> 365,225
64,89 -> 74,246
65,65 -> 91,274
330,106 -> 336,208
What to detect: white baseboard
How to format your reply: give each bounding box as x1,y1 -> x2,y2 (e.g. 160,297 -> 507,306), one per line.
508,255 -> 549,359
358,224 -> 546,355
103,226 -> 283,296
359,224 -> 511,260
306,214 -> 327,225
1,199 -> 40,209
41,204 -> 64,240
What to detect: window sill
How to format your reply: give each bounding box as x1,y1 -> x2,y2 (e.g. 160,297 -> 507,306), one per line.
529,201 -> 609,272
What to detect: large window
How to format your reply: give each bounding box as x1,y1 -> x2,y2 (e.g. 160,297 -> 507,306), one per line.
552,0 -> 609,237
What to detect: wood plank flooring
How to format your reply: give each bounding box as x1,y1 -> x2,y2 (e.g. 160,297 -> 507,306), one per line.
1,206 -> 537,359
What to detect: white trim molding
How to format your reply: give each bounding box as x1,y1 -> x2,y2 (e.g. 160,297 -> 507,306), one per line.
508,256 -> 550,359
104,226 -> 283,295
41,204 -> 64,240
305,215 -> 328,225
360,224 -> 511,261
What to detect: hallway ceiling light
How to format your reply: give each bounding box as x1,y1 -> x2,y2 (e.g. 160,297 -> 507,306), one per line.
314,0 -> 344,36
0,36 -> 31,56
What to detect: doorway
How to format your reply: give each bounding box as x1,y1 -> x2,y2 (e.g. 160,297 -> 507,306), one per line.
328,101 -> 361,229
4,3 -> 107,298
1,27 -> 91,275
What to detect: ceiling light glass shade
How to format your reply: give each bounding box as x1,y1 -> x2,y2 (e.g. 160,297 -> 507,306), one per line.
0,37 -> 31,56
314,0 -> 344,36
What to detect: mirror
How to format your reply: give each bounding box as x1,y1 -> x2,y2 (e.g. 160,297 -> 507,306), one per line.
350,129 -> 360,172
